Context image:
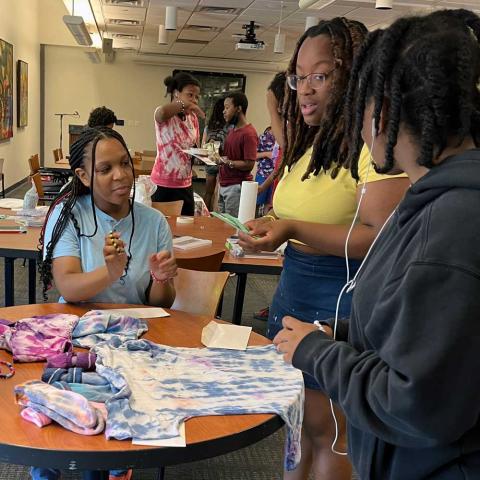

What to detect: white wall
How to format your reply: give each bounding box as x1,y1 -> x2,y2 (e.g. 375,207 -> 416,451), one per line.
44,46 -> 275,166
0,0 -> 41,189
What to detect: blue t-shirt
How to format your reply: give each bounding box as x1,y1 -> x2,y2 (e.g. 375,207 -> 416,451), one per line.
43,196 -> 173,304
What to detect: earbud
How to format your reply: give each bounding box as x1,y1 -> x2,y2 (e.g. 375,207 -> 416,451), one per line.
371,117 -> 377,138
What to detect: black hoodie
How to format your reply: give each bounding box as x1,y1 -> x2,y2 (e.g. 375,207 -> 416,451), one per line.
293,149 -> 480,480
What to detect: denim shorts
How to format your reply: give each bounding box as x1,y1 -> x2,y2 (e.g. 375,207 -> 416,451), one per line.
267,244 -> 360,390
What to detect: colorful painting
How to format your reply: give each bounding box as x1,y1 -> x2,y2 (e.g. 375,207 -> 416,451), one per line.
17,60 -> 28,127
0,38 -> 13,140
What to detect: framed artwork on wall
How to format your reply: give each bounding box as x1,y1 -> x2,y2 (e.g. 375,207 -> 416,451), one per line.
17,60 -> 28,127
0,38 -> 13,140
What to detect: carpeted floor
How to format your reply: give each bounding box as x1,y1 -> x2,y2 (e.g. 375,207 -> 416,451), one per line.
0,430 -> 288,479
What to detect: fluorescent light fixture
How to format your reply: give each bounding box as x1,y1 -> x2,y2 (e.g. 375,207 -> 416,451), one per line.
62,0 -> 100,46
158,25 -> 168,44
274,32 -> 286,53
305,16 -> 319,31
63,15 -> 93,46
375,0 -> 393,8
165,6 -> 177,30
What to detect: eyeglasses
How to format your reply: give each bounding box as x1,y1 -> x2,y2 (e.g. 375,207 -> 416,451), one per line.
286,68 -> 336,91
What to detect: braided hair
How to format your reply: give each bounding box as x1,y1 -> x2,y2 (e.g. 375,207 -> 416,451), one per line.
39,127 -> 136,300
207,97 -> 226,131
278,17 -> 368,181
345,9 -> 480,177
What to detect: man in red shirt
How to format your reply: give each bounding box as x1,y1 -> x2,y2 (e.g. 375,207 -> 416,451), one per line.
218,92 -> 258,217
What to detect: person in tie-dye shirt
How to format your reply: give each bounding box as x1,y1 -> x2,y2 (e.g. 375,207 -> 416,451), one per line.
151,72 -> 205,215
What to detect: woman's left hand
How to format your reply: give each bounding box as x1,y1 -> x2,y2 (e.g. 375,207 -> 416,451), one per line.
149,251 -> 177,282
238,219 -> 291,252
273,316 -> 320,363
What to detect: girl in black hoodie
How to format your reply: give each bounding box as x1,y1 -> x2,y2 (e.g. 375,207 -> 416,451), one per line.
274,9 -> 480,480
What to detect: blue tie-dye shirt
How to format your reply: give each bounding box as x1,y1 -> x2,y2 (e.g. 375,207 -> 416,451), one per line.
94,338 -> 304,471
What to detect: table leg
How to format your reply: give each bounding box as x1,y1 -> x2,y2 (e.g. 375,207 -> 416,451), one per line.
216,291 -> 224,317
82,471 -> 109,480
4,258 -> 14,307
28,259 -> 36,304
232,273 -> 247,325
156,466 -> 166,480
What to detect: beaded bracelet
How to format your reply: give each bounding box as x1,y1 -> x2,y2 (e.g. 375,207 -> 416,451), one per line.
150,270 -> 169,284
175,98 -> 185,114
0,360 -> 15,379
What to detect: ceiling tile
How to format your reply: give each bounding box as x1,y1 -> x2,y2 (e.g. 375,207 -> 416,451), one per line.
102,5 -> 147,21
178,29 -> 219,41
199,0 -> 254,7
187,12 -> 236,27
169,42 -> 206,55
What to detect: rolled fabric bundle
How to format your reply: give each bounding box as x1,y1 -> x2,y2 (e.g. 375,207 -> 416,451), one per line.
20,407 -> 52,428
46,352 -> 97,370
15,380 -> 105,435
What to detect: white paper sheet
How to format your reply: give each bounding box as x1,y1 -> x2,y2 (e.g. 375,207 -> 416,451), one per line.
201,321 -> 252,350
96,307 -> 170,318
132,422 -> 186,447
182,150 -> 217,166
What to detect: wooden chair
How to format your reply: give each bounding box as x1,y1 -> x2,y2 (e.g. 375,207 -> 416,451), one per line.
28,154 -> 69,196
171,268 -> 230,317
176,251 -> 225,272
151,200 -> 184,216
142,149 -> 156,157
53,148 -> 63,163
30,173 -> 57,204
28,154 -> 40,174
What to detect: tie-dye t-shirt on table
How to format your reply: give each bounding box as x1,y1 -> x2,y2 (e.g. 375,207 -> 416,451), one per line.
95,338 -> 304,471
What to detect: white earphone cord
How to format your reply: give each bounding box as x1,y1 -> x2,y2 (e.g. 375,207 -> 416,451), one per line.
329,127 -> 397,455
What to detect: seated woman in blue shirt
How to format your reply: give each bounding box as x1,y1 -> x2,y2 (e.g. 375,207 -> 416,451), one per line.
40,126 -> 176,306
37,127 -> 176,480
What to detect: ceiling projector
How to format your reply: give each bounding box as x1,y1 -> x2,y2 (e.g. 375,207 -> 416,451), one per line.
234,21 -> 265,51
235,42 -> 265,51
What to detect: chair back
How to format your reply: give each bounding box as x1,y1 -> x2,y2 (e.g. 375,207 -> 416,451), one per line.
142,150 -> 156,157
28,154 -> 40,174
171,268 -> 230,317
176,251 -> 225,272
0,158 -> 4,174
30,173 -> 45,197
53,148 -> 63,163
151,200 -> 184,216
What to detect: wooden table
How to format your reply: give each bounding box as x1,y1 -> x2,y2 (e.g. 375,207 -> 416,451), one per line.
0,213 -> 282,322
168,216 -> 283,324
0,209 -> 41,306
0,303 -> 283,475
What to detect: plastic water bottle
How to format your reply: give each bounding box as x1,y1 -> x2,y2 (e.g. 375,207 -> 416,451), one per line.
23,179 -> 39,211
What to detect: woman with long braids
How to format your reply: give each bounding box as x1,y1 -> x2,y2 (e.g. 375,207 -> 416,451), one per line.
274,9 -> 480,480
37,127 -> 176,480
40,126 -> 176,306
239,18 -> 409,479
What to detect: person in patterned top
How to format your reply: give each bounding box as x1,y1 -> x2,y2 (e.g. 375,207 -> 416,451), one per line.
151,72 -> 205,215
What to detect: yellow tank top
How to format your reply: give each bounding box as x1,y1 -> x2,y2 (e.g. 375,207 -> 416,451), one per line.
273,145 -> 404,225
